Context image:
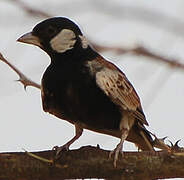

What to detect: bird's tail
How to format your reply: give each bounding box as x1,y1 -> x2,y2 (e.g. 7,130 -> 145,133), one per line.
127,121 -> 169,151
127,121 -> 154,151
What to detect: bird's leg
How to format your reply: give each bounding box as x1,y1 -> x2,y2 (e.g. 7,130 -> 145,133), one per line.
53,124 -> 83,159
109,128 -> 129,167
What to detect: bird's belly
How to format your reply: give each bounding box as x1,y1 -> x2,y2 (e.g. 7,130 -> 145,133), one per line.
46,83 -> 122,131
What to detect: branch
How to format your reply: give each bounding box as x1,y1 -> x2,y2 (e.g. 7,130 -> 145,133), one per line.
0,146 -> 184,180
12,0 -> 51,18
93,44 -> 184,70
0,53 -> 41,90
11,0 -> 184,38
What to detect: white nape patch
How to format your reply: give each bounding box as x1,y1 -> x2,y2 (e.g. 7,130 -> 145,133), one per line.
50,29 -> 76,53
79,35 -> 88,49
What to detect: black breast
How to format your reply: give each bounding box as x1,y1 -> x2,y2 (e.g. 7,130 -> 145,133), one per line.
42,59 -> 122,130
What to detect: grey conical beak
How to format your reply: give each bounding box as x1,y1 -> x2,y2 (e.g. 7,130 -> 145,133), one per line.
17,32 -> 42,48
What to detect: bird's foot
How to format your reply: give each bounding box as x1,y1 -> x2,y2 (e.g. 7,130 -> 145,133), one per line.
52,144 -> 70,160
109,143 -> 123,167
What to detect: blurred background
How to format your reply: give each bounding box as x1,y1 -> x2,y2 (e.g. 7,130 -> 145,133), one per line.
0,0 -> 184,171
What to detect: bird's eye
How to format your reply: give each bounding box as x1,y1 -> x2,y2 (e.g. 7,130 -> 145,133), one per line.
47,26 -> 57,36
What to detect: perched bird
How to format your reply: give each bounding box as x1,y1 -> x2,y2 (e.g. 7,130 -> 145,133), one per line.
17,17 -> 156,167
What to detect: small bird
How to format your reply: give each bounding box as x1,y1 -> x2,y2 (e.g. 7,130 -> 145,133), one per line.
17,17 -> 156,167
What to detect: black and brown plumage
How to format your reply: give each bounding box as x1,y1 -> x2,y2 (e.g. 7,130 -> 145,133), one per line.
17,17 -> 165,167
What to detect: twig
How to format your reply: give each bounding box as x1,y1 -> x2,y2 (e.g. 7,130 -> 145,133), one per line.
92,44 -> 184,70
0,52 -> 41,90
11,0 -> 51,18
22,148 -> 53,164
11,0 -> 184,38
23,148 -> 66,169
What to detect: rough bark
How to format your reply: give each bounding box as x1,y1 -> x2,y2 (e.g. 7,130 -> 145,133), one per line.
0,146 -> 184,180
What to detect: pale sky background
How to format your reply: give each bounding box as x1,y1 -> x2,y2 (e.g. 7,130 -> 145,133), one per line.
0,0 -> 184,179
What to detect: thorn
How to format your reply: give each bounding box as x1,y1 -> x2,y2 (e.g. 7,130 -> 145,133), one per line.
24,85 -> 27,91
22,148 -> 27,152
0,52 -> 5,60
169,139 -> 183,151
168,140 -> 174,147
162,136 -> 168,141
154,136 -> 168,142
15,79 -> 20,82
152,135 -> 170,151
174,139 -> 181,147
15,79 -> 28,91
97,144 -> 100,149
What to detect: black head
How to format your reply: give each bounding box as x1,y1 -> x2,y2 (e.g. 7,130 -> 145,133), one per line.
17,17 -> 89,58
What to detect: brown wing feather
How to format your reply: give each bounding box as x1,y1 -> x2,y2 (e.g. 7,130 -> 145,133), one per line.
88,56 -> 148,125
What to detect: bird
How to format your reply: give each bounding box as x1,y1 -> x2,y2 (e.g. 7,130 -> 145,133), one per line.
17,17 -> 159,167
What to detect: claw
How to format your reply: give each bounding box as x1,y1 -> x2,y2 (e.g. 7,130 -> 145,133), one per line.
168,140 -> 174,147
52,125 -> 83,160
53,144 -> 69,160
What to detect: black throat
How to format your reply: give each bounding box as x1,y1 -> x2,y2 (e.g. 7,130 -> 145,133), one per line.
49,43 -> 99,65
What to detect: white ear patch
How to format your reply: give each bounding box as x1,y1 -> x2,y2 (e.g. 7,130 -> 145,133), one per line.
50,29 -> 76,53
79,35 -> 88,49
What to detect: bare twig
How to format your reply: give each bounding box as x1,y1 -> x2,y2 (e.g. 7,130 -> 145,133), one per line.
11,0 -> 51,18
93,44 -> 184,70
0,52 -> 41,90
10,0 -> 184,38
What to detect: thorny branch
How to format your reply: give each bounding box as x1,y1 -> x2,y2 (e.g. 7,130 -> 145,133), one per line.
0,53 -> 40,90
92,44 -> 184,70
1,146 -> 184,180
